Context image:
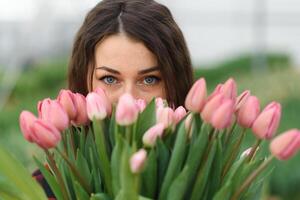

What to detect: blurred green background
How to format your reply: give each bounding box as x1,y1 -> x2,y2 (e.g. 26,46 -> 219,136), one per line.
0,53 -> 299,200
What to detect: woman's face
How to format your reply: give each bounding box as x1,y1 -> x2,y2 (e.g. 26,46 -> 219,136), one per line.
90,34 -> 166,104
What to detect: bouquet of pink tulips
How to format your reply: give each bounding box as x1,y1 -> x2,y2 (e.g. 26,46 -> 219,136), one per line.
1,77 -> 300,200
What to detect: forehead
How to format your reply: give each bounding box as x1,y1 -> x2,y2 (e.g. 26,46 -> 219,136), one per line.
94,34 -> 158,72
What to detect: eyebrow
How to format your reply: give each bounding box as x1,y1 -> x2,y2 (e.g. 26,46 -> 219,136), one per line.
95,66 -> 160,75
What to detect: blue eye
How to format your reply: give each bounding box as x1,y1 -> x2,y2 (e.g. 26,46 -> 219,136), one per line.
101,76 -> 117,84
143,76 -> 160,85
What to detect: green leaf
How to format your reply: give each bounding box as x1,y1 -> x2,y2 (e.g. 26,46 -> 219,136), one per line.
89,148 -> 103,193
212,181 -> 232,200
135,98 -> 156,147
0,147 -> 47,200
34,157 -> 63,200
74,181 -> 90,200
159,123 -> 188,200
156,138 -> 170,192
141,148 -> 157,198
111,135 -> 124,195
167,165 -> 189,200
76,149 -> 92,187
0,175 -> 24,200
93,119 -> 113,197
190,140 -> 217,200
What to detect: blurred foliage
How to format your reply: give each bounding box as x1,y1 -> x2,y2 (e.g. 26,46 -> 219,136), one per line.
0,53 -> 299,199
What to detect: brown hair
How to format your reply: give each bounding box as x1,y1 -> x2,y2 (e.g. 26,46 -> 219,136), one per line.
68,0 -> 194,107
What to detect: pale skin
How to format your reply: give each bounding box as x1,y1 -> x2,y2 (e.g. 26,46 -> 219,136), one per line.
89,33 -> 166,104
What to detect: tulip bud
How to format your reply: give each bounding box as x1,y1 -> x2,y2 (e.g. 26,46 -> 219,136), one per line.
201,94 -> 224,123
156,107 -> 175,128
142,123 -> 165,147
72,93 -> 90,126
116,93 -> 139,125
19,111 -> 37,142
30,119 -> 61,149
184,78 -> 207,112
220,78 -> 237,100
174,106 -> 187,124
240,147 -> 260,159
270,129 -> 300,160
237,96 -> 260,128
38,98 -> 69,131
135,99 -> 147,112
155,97 -> 165,109
235,90 -> 251,112
86,92 -> 110,120
57,89 -> 77,120
252,102 -> 281,139
207,84 -> 223,101
130,149 -> 147,174
184,113 -> 194,138
211,99 -> 235,130
94,87 -> 112,116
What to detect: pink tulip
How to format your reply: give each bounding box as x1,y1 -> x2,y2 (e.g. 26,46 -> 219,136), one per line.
184,78 -> 207,112
156,107 -> 175,128
57,89 -> 77,120
252,102 -> 281,139
201,94 -> 225,124
86,92 -> 110,120
270,129 -> 300,160
130,149 -> 147,174
135,99 -> 147,112
38,98 -> 69,131
235,90 -> 251,112
30,119 -> 61,149
237,96 -> 260,128
142,123 -> 165,147
220,78 -> 237,100
116,93 -> 139,125
207,84 -> 223,101
211,99 -> 235,130
19,111 -> 37,142
155,97 -> 165,109
240,147 -> 259,158
174,106 -> 187,124
94,87 -> 112,116
72,93 -> 90,126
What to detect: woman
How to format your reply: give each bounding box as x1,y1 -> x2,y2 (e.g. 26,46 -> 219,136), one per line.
33,0 -> 194,198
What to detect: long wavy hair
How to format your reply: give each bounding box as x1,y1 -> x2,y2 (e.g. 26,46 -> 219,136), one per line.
68,0 -> 194,107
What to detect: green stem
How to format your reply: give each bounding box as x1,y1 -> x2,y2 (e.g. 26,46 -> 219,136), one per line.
225,121 -> 237,145
70,127 -> 76,157
221,128 -> 247,181
247,139 -> 262,162
44,149 -> 69,200
231,155 -> 274,200
56,148 -> 92,194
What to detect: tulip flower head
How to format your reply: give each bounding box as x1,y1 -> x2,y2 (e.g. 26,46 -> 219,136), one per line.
174,106 -> 187,124
130,149 -> 147,174
38,98 -> 69,131
142,123 -> 165,147
116,93 -> 139,126
156,106 -> 175,128
211,99 -> 235,130
220,78 -> 237,100
184,78 -> 207,112
86,92 -> 110,120
57,89 -> 77,120
252,102 -> 281,139
19,111 -> 37,143
237,95 -> 260,128
235,90 -> 251,112
201,93 -> 225,124
70,93 -> 89,126
135,99 -> 147,113
270,129 -> 300,160
30,119 -> 61,149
